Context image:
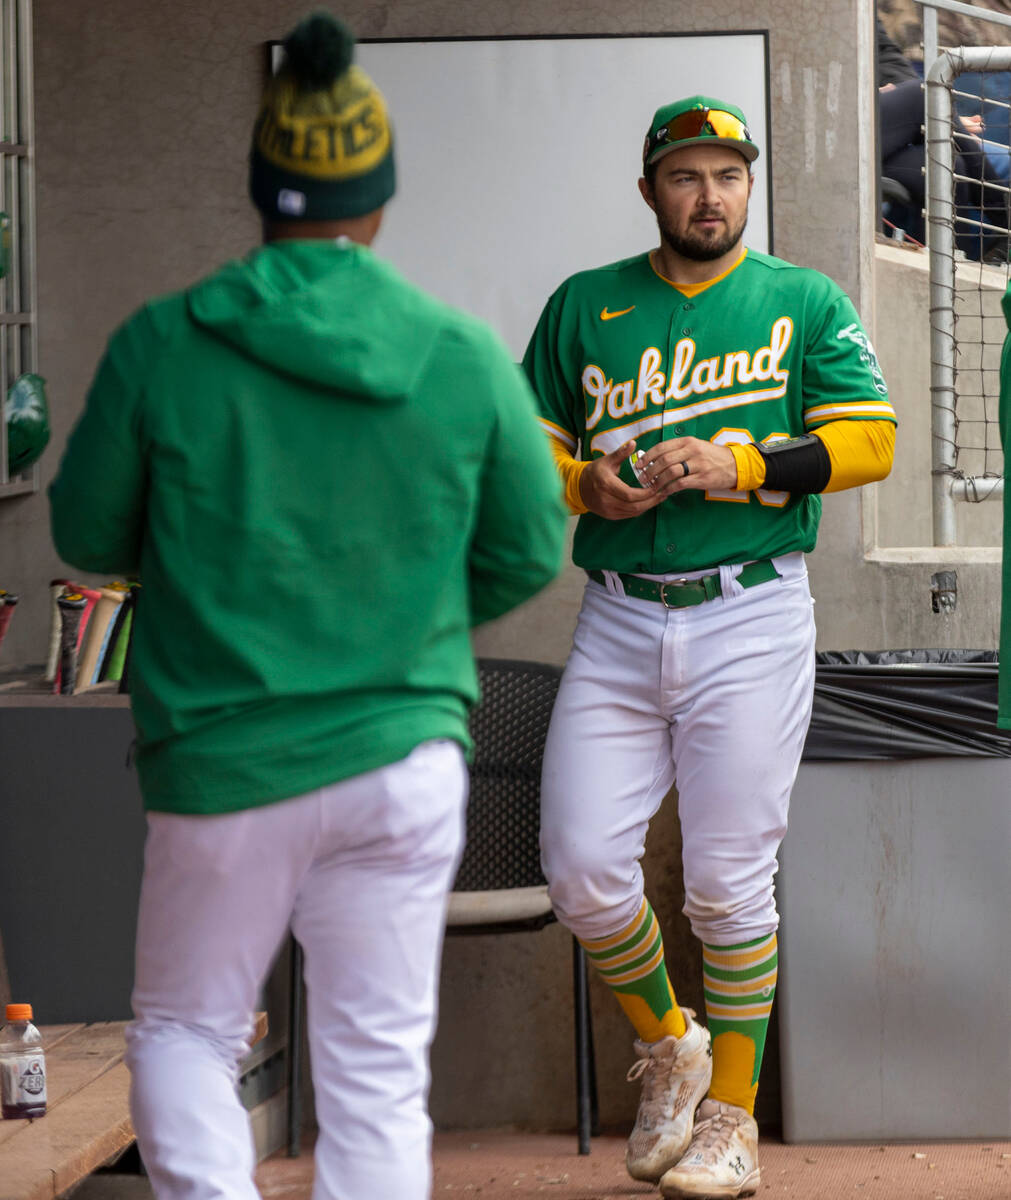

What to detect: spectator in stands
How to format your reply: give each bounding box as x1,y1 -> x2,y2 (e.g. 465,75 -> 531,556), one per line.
878,18 -> 1010,259
878,0 -> 1011,146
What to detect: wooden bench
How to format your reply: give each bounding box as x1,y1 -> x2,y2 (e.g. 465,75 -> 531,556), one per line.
0,1014 -> 268,1200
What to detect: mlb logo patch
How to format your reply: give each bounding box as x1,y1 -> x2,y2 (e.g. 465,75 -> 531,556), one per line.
278,188 -> 307,216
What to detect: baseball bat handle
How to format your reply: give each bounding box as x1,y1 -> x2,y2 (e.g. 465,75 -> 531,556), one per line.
0,592 -> 17,649
57,592 -> 87,695
46,578 -> 71,682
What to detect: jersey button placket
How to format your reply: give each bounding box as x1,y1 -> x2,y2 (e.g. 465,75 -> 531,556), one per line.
659,312 -> 683,560
659,307 -> 690,564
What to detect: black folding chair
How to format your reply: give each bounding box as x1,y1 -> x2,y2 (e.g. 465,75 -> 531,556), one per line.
447,658 -> 599,1154
880,175 -> 919,243
286,657 -> 599,1156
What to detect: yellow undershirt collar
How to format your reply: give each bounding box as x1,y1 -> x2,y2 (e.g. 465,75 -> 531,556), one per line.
649,247 -> 749,296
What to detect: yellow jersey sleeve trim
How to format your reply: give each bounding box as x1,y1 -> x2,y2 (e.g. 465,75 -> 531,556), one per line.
804,400 -> 896,425
539,415 -> 577,452
729,420 -> 895,493
814,418 -> 895,493
648,248 -> 749,296
547,430 -> 590,514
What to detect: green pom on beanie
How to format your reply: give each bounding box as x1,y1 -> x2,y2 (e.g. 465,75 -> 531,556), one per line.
282,12 -> 354,89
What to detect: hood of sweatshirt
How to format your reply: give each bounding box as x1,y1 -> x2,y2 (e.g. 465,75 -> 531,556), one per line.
186,239 -> 439,405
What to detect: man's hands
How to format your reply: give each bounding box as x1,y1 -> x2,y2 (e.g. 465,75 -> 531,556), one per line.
578,440 -> 663,519
579,437 -> 740,519
958,113 -> 984,138
636,435 -> 739,493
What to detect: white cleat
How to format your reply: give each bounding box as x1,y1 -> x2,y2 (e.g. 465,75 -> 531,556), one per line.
625,1008 -> 713,1183
658,1098 -> 761,1199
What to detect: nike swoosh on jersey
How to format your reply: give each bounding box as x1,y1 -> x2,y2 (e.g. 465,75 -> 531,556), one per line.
600,305 -> 636,321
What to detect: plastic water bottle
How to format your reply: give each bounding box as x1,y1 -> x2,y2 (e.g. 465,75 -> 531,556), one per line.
0,1004 -> 47,1119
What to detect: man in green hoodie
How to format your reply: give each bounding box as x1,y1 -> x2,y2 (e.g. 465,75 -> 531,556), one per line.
48,13 -> 565,1200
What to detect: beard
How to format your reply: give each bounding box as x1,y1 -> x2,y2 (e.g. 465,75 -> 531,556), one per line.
657,208 -> 748,262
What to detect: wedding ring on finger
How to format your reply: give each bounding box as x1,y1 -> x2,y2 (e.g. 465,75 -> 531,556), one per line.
680,461 -> 690,478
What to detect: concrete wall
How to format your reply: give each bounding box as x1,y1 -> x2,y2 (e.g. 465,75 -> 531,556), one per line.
2,0 -> 999,1137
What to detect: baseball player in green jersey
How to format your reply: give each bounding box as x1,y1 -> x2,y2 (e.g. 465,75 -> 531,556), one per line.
523,96 -> 897,1199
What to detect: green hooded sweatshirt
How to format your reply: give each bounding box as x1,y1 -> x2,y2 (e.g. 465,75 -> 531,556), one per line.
49,240 -> 566,813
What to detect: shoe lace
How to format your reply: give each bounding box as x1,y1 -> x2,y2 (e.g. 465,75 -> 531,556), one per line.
689,1108 -> 738,1163
626,1055 -> 652,1084
626,1049 -> 672,1123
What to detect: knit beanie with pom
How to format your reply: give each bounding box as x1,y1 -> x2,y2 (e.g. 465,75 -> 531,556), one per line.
249,11 -> 395,220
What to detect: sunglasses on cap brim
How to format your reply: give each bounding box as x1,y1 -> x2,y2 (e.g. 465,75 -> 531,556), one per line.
646,108 -> 752,161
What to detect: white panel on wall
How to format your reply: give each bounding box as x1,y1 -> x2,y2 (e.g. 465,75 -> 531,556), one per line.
357,34 -> 770,357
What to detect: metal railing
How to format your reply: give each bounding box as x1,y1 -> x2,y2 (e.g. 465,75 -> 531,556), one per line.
0,0 -> 37,498
925,45 -> 1011,542
911,1 -> 1011,542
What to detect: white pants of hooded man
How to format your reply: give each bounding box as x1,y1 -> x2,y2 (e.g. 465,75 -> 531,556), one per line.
125,739 -> 466,1200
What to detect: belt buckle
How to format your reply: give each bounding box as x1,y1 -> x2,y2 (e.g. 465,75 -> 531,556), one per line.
659,578 -> 691,608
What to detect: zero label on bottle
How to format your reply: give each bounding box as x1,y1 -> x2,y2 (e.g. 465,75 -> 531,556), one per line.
1,1053 -> 46,1108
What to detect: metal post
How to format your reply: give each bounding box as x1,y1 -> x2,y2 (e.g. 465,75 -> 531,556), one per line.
925,49 -> 958,546
286,937 -> 305,1158
922,4 -> 939,84
20,0 -> 39,381
922,4 -> 938,229
572,937 -> 593,1155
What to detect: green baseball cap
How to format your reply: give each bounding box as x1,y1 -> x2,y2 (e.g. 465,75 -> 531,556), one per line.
643,95 -> 759,168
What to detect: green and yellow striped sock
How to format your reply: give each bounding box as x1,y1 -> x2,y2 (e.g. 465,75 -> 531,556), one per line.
703,932 -> 778,1115
581,898 -> 686,1043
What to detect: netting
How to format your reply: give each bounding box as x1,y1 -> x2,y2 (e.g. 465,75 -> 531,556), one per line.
947,74 -> 1009,488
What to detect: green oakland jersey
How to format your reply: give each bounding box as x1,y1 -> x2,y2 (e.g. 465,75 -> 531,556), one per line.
523,249 -> 895,573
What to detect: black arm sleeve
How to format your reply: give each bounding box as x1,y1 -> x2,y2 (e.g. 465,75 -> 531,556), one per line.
753,434 -> 832,494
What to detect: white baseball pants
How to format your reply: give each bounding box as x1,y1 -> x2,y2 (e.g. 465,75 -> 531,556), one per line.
125,738 -> 467,1200
541,554 -> 816,946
